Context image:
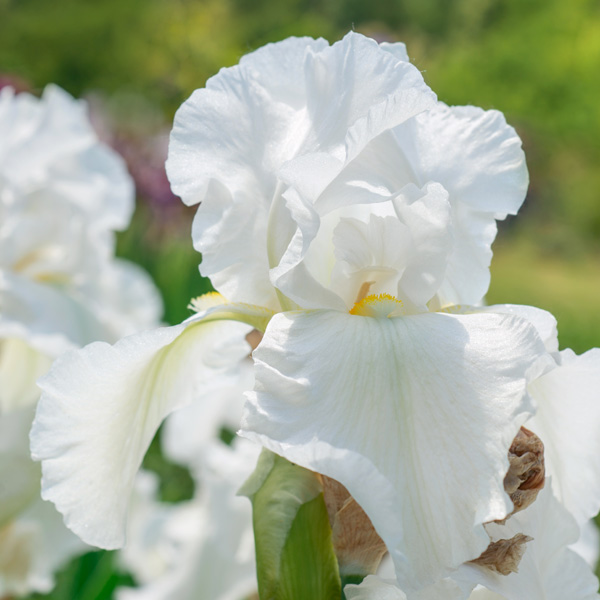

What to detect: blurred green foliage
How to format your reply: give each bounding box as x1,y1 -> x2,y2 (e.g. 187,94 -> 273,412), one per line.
1,0 -> 599,597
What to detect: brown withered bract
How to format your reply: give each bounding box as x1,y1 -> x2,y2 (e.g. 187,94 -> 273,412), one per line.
318,475 -> 388,577
246,329 -> 263,352
471,426 -> 545,576
469,533 -> 532,575
503,426 -> 545,518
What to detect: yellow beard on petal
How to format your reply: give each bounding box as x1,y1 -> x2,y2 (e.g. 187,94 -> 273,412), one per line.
350,293 -> 404,318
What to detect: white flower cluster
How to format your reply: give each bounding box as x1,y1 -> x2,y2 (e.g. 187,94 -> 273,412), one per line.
22,33 -> 600,599
0,84 -> 162,596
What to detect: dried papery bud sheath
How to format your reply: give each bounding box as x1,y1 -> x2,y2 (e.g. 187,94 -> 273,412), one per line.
469,533 -> 532,575
246,329 -> 263,352
503,426 -> 545,517
469,427 -> 545,577
318,475 -> 388,578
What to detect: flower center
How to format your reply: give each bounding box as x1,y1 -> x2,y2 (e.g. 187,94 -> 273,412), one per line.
350,293 -> 404,318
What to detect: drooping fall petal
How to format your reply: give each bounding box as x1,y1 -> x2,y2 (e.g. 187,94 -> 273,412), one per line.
31,314 -> 250,549
241,307 -> 547,593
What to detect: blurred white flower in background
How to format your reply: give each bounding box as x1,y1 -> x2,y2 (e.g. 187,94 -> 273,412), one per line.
0,84 -> 162,414
116,439 -> 259,600
0,84 -> 163,596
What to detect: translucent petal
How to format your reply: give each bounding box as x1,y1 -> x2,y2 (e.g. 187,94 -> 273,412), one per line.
30,317 -> 250,549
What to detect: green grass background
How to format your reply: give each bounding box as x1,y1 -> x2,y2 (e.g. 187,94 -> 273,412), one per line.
1,0 -> 599,596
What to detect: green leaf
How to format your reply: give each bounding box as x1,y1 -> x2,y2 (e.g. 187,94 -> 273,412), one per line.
240,449 -> 341,600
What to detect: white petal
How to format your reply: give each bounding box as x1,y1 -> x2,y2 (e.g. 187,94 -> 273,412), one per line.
241,308 -> 546,593
281,32 -> 435,198
433,204 -> 498,306
526,348 -> 600,525
30,317 -> 250,549
481,304 -> 558,353
467,588 -> 505,600
455,483 -> 600,600
0,409 -> 87,597
167,36 -> 328,205
167,38 -> 327,308
330,213 -> 414,306
0,197 -> 112,284
571,519 -> 600,570
404,104 -> 527,305
313,102 -> 528,306
380,41 -> 410,63
391,183 -> 452,307
275,182 -> 452,311
162,359 -> 254,469
167,34 -> 435,308
345,575 -> 407,600
394,104 -> 528,217
344,575 -> 469,600
117,471 -> 175,585
188,182 -> 283,309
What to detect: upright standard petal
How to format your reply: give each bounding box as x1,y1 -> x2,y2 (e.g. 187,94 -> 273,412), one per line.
313,103 -> 528,306
241,308 -> 547,594
167,33 -> 435,308
272,182 -> 452,312
30,316 -> 250,549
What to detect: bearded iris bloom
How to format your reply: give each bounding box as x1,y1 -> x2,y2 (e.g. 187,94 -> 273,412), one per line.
29,33 -> 600,598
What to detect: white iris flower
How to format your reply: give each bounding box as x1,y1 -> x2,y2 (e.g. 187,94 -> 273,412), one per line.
29,32 -> 599,598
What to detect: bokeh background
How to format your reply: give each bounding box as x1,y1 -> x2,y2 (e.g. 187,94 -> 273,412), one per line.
1,0 -> 599,597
